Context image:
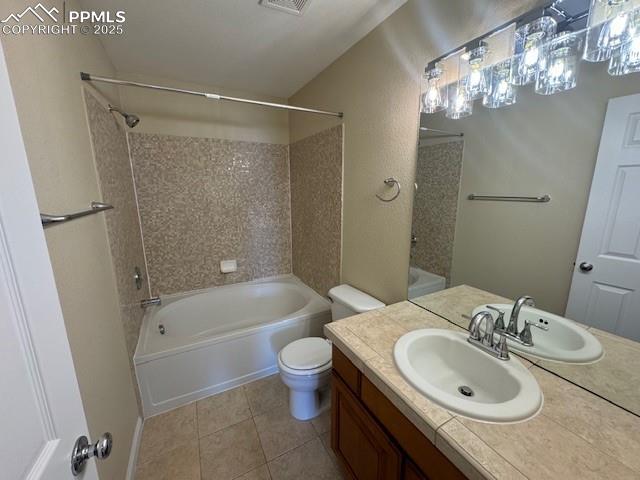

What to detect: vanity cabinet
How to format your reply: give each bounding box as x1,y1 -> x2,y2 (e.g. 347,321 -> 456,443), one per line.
331,347 -> 465,480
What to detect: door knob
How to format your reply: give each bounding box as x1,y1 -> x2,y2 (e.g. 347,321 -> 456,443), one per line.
71,432 -> 113,476
579,262 -> 594,272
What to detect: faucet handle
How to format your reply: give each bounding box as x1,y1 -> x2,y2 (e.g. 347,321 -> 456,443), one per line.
486,305 -> 506,330
518,320 -> 549,346
495,332 -> 510,360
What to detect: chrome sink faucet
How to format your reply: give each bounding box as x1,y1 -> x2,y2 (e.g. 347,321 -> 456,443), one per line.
468,311 -> 510,360
506,295 -> 535,336
502,295 -> 548,347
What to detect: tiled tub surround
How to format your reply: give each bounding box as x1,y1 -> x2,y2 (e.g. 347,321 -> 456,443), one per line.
413,285 -> 640,417
290,125 -> 343,296
84,90 -> 149,412
412,141 -> 464,284
128,133 -> 292,296
325,301 -> 640,479
134,374 -> 344,480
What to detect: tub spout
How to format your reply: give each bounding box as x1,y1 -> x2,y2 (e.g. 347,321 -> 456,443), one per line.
141,296 -> 161,309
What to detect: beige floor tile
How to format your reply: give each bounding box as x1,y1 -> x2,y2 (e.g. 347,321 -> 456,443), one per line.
254,404 -> 317,460
320,431 -> 348,479
244,374 -> 288,416
311,409 -> 331,435
235,464 -> 272,479
138,403 -> 197,465
197,386 -> 252,438
268,438 -> 341,480
200,418 -> 266,480
135,440 -> 200,480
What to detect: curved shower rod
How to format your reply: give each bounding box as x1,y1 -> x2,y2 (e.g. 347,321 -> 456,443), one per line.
80,72 -> 344,118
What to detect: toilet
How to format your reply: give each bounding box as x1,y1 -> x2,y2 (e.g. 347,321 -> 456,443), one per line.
278,284 -> 385,420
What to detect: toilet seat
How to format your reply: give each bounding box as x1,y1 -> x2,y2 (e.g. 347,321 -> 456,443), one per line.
278,337 -> 332,376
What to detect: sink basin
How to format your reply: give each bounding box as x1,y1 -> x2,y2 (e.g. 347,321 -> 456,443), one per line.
472,304 -> 603,364
394,329 -> 542,423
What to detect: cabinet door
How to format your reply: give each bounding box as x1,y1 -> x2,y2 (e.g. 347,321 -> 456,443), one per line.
403,460 -> 427,480
331,373 -> 402,480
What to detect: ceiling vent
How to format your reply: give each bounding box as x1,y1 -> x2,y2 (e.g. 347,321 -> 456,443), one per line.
259,0 -> 310,16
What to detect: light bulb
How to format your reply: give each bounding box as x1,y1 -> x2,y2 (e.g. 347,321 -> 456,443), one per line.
446,84 -> 472,119
421,65 -> 447,113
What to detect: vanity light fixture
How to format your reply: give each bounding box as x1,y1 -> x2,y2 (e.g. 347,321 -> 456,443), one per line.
462,42 -> 490,100
608,7 -> 640,74
584,0 -> 635,61
483,59 -> 518,109
446,81 -> 473,119
421,63 -> 447,113
420,0 -> 640,120
511,16 -> 558,85
536,31 -> 584,94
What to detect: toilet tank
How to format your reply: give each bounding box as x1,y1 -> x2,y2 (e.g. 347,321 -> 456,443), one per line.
328,285 -> 385,320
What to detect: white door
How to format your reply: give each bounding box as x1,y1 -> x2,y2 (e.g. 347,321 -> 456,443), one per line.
566,93 -> 640,342
0,42 -> 99,479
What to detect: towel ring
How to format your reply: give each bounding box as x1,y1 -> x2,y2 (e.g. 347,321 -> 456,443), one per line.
376,177 -> 401,202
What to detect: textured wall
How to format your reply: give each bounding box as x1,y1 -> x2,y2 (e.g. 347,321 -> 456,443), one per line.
128,133 -> 291,295
290,125 -> 343,296
118,72 -> 290,144
412,141 -> 463,284
1,1 -> 140,477
288,0 -> 541,304
84,89 -> 148,413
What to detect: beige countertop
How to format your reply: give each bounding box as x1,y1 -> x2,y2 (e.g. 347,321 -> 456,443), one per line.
324,296 -> 640,480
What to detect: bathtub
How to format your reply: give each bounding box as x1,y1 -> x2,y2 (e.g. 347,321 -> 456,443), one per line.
134,275 -> 331,417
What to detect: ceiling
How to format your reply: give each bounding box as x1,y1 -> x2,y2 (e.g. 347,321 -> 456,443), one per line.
80,0 -> 407,98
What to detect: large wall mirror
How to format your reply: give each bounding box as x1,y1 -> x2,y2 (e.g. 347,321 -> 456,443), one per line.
409,0 -> 640,417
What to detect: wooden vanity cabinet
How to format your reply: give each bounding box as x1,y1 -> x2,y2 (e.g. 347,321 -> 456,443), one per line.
331,347 -> 465,480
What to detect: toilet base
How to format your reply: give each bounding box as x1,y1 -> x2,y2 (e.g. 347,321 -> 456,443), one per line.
289,384 -> 330,420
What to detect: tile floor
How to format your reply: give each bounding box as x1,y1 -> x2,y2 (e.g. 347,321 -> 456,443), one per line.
135,374 -> 345,480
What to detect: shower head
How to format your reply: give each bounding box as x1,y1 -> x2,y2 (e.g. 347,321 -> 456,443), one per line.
108,105 -> 140,128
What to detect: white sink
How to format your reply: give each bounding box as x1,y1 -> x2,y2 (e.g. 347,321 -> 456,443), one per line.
472,304 -> 603,364
394,329 -> 543,423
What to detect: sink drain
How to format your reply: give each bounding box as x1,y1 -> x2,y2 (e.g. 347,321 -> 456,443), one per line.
458,386 -> 474,397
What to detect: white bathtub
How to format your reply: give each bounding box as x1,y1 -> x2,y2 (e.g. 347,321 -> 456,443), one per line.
134,275 -> 331,417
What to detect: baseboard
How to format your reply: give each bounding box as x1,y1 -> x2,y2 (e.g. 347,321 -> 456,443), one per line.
125,416 -> 144,480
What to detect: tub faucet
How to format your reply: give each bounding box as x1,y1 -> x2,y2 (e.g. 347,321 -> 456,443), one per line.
468,311 -> 509,360
141,296 -> 161,309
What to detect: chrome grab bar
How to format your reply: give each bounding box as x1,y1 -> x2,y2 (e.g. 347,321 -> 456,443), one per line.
467,194 -> 551,203
40,201 -> 113,228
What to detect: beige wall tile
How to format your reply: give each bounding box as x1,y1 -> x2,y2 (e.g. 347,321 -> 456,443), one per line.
128,133 -> 292,295
85,90 -> 148,413
412,141 -> 464,284
290,125 -> 343,296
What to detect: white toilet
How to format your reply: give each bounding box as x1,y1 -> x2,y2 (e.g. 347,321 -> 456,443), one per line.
278,284 -> 385,420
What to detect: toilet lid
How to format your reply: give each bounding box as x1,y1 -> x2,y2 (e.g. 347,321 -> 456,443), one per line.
280,337 -> 331,371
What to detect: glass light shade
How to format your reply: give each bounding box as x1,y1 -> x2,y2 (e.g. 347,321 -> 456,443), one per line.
463,44 -> 490,100
483,60 -> 518,109
536,32 -> 583,95
421,65 -> 447,113
584,0 -> 633,62
446,83 -> 473,119
609,8 -> 640,74
511,17 -> 557,85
